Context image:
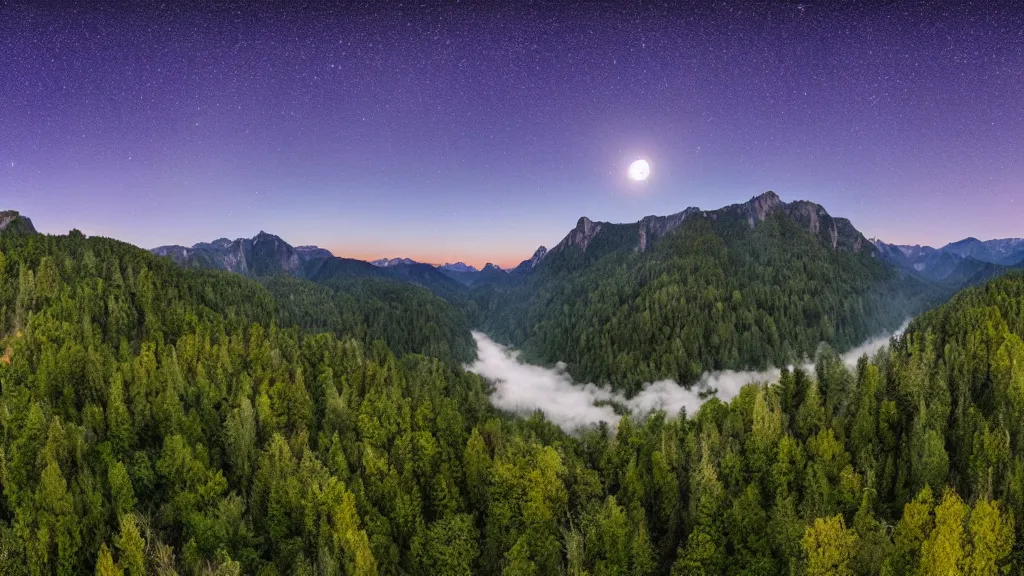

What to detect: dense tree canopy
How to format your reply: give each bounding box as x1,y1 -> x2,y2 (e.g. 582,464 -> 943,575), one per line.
475,212 -> 941,392
262,275 -> 475,364
1,227 -> 1021,574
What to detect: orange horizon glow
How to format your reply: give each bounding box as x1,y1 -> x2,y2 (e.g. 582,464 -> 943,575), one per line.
326,246 -> 528,271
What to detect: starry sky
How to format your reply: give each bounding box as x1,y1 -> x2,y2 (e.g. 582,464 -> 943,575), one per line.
2,1 -> 1022,268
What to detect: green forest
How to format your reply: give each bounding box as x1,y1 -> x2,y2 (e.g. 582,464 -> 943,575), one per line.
1,224 -> 1022,575
475,212 -> 940,393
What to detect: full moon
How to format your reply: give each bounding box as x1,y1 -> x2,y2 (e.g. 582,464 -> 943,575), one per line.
628,159 -> 650,181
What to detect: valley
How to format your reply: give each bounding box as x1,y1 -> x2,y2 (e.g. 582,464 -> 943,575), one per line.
155,192 -> 981,391
1,196 -> 1022,574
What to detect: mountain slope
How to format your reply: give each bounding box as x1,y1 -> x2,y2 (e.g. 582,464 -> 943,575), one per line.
475,191 -> 938,391
261,274 -> 475,361
896,271 -> 1024,499
909,270 -> 1024,347
4,215 -> 474,365
0,219 -> 487,574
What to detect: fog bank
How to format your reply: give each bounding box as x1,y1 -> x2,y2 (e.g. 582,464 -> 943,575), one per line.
466,322 -> 908,433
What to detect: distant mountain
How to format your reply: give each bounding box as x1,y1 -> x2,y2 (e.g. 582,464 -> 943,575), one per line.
153,234 -> 467,301
510,246 -> 548,275
940,237 -> 1024,266
872,236 -> 1024,286
0,210 -> 37,235
475,191 -> 934,391
152,231 -> 325,277
440,262 -> 478,273
356,260 -> 468,302
371,257 -> 419,267
475,263 -> 510,284
438,261 -> 513,287
295,245 -> 334,260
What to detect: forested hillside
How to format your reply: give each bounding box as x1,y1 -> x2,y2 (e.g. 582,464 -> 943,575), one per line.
261,275 -> 475,363
2,218 -> 1022,574
476,194 -> 942,392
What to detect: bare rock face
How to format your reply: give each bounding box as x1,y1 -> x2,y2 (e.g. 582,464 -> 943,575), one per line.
153,246 -> 193,259
0,210 -> 37,235
785,202 -> 823,235
558,217 -> 603,252
529,246 -> 548,267
0,212 -> 18,231
637,207 -> 699,252
548,206 -> 703,259
746,190 -> 784,225
733,192 -> 876,256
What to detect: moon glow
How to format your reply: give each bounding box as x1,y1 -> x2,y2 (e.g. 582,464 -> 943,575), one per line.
628,159 -> 650,181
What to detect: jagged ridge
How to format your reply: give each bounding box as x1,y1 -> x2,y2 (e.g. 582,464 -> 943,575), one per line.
542,191 -> 877,267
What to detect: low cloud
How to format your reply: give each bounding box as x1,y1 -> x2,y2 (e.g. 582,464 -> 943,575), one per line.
466,322 -> 908,433
837,320 -> 909,368
467,334 -> 621,430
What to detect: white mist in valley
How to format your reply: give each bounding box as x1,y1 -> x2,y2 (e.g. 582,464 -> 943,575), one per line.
467,321 -> 909,433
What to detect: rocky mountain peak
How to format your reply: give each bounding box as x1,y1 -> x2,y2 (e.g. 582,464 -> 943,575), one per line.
745,190 -> 785,223
529,246 -> 548,267
0,210 -> 37,235
254,231 -> 283,244
556,216 -> 603,252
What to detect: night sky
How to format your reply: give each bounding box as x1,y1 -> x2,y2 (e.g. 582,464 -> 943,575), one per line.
2,2 -> 1022,268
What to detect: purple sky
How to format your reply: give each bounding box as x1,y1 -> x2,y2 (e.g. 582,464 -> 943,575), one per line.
2,2 -> 1022,268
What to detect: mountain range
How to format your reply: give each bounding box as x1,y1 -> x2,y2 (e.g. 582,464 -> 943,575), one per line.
147,190 -> 1019,329
152,231 -> 469,301
5,191 -> 1024,391
149,208 -> 1024,294
368,258 -> 523,287
141,190 -> 1021,388
871,236 -> 1024,285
